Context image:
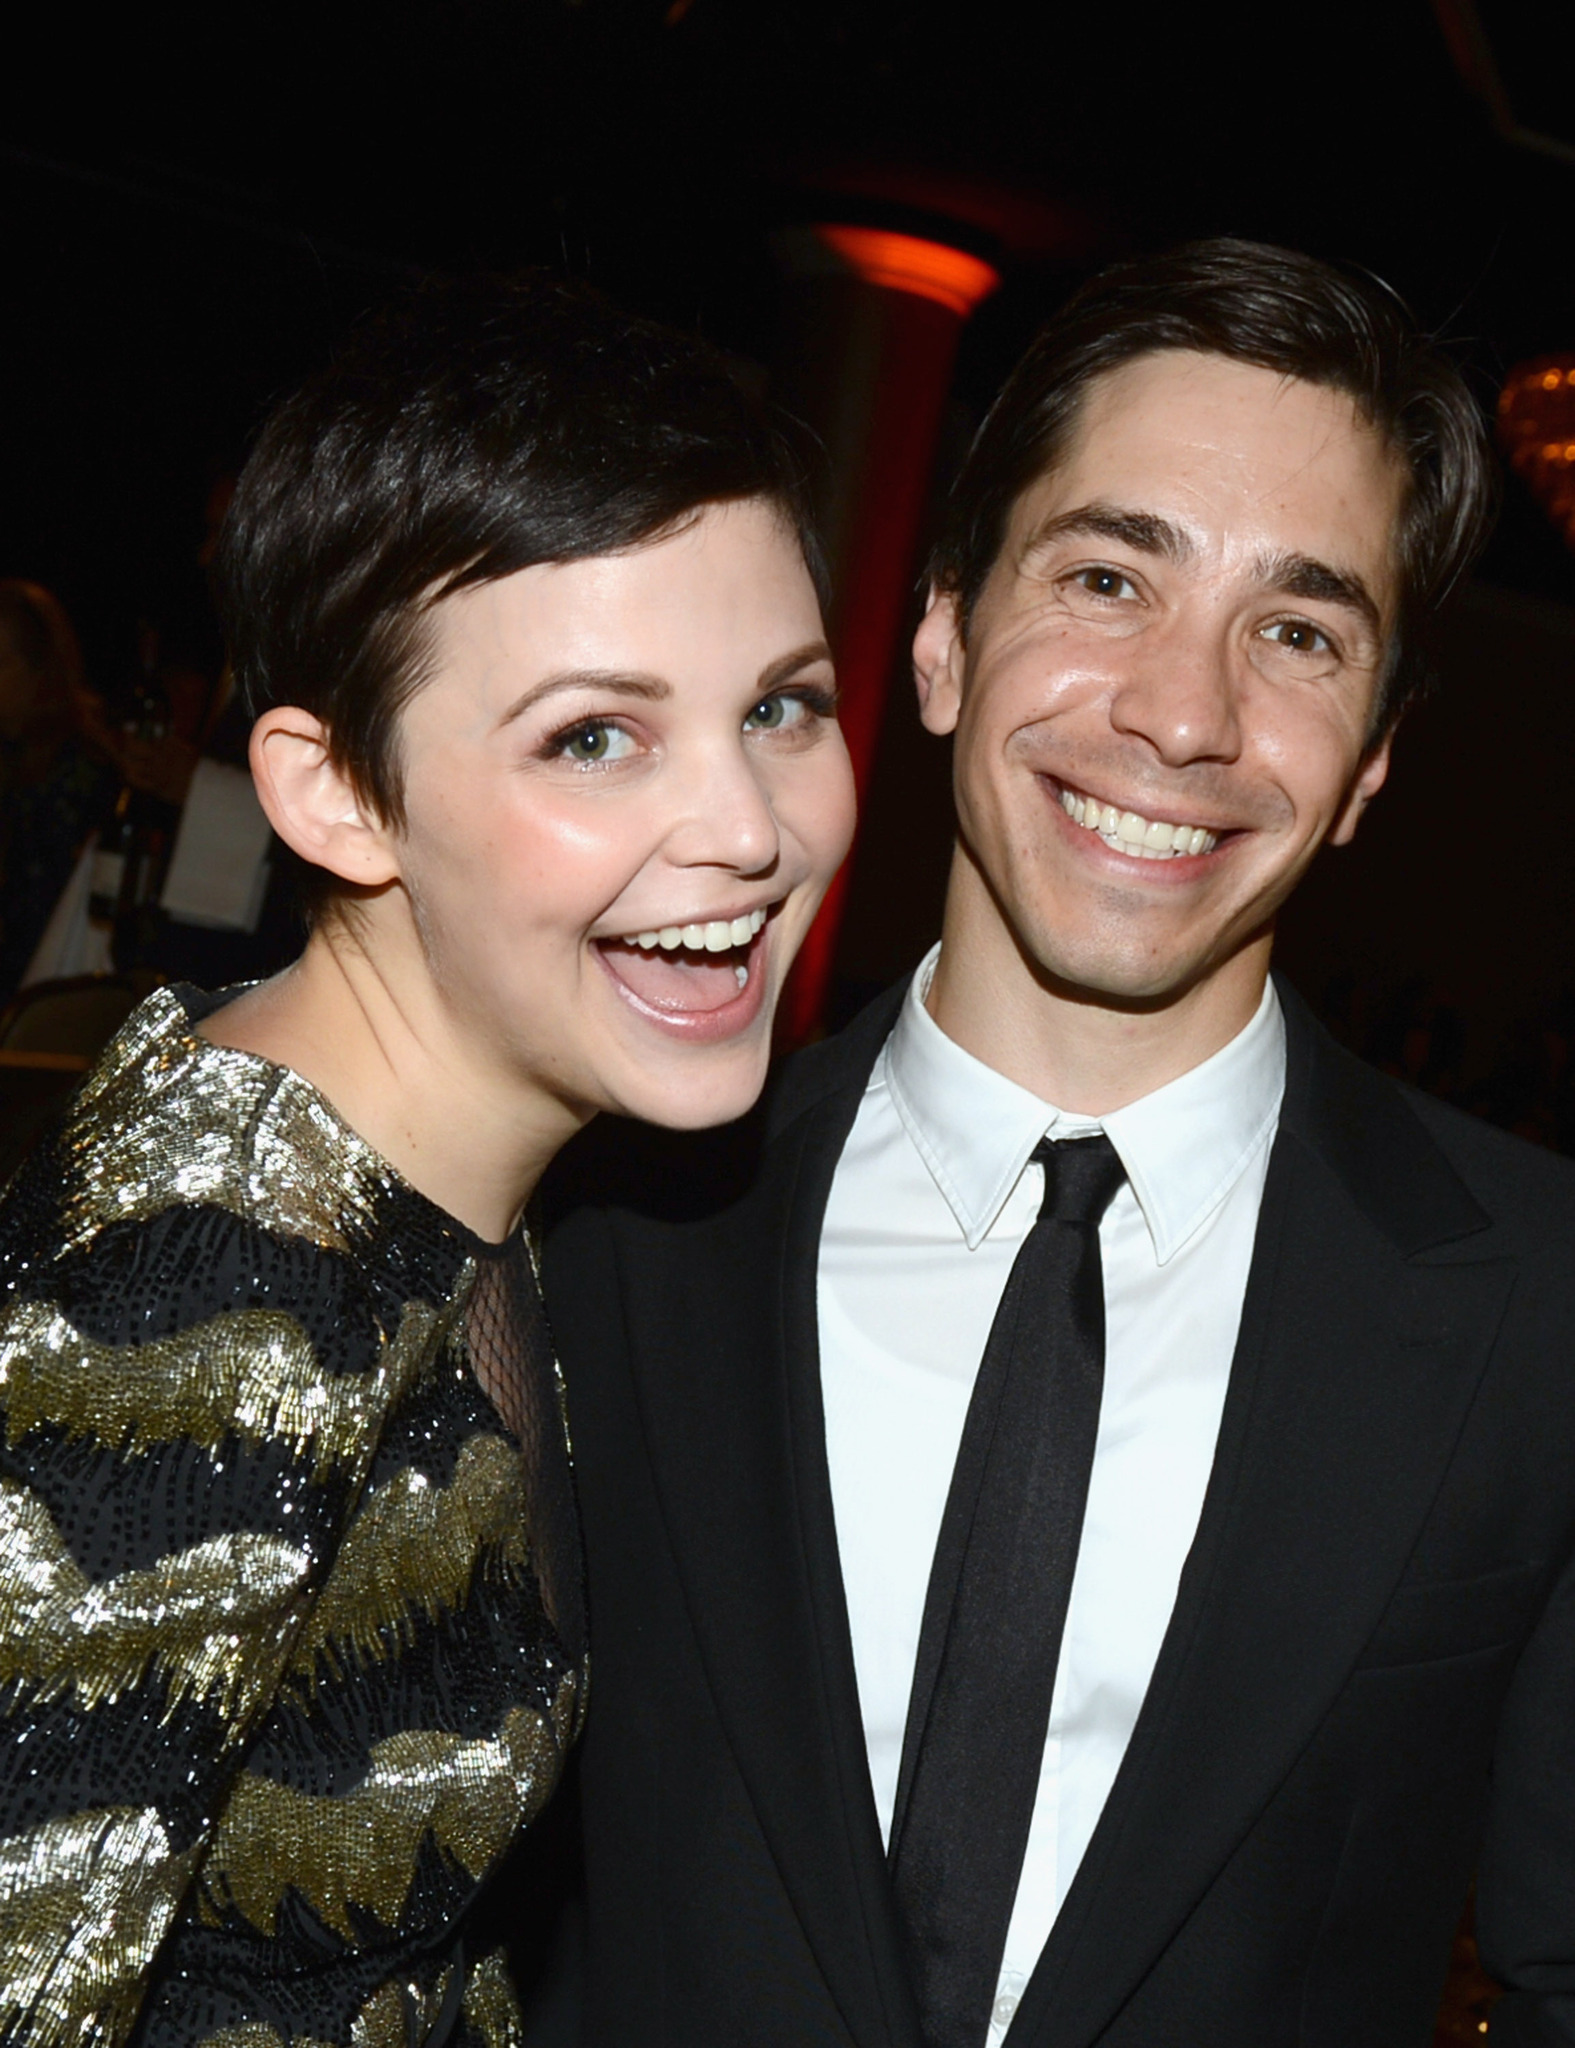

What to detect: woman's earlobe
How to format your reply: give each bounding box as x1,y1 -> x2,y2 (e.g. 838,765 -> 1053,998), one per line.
249,709 -> 401,886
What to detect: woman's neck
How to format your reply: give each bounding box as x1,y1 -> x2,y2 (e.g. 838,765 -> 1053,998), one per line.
199,924 -> 590,1242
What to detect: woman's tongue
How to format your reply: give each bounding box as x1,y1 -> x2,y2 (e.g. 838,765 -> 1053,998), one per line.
599,939 -> 744,1014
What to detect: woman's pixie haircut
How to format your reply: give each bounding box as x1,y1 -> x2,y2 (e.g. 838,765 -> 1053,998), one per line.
216,274 -> 824,828
929,238 -> 1497,735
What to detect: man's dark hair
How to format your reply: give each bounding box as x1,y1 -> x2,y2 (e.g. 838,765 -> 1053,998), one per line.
929,237 -> 1497,732
216,273 -> 823,827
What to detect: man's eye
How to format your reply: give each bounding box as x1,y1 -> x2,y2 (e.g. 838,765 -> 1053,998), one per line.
1074,566 -> 1137,600
1262,619 -> 1331,655
557,721 -> 634,763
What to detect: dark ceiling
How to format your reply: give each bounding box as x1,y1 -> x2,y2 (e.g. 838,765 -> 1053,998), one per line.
7,0 -> 1575,676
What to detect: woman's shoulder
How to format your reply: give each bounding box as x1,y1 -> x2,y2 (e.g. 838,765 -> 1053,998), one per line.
9,985 -> 404,1270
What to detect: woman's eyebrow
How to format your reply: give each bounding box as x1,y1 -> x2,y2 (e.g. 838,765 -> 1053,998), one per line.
756,640 -> 834,693
498,641 -> 833,729
497,671 -> 671,727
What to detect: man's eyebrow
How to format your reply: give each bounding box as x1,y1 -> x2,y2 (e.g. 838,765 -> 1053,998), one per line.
498,670 -> 672,727
1020,502 -> 1199,566
1256,551 -> 1382,635
1021,505 -> 1385,637
755,639 -> 835,695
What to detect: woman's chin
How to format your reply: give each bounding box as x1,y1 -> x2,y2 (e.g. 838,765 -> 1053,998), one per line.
603,1034 -> 774,1133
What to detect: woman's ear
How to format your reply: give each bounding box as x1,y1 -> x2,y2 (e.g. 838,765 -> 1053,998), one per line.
912,587 -> 966,737
249,708 -> 400,887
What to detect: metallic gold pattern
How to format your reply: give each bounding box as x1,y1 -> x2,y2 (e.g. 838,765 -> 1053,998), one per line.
58,989 -> 397,1255
349,1970 -> 456,2048
0,1805 -> 199,2048
194,2030 -> 293,2048
196,2028 -> 335,2048
288,1431 -> 530,1681
0,988 -> 582,2042
0,1476 -> 312,1720
0,1298 -> 436,1480
462,1947 -> 525,2048
202,1706 -> 562,1938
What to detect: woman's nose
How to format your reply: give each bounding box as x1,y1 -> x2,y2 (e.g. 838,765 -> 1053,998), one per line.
665,746 -> 782,875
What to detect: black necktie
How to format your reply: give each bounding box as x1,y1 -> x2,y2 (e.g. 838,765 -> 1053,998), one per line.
888,1132 -> 1126,2048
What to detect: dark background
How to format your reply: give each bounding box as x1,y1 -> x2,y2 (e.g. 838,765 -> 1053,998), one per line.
6,0 -> 1575,1124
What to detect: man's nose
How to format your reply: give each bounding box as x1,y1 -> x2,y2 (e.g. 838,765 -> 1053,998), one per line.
1107,617 -> 1243,767
664,744 -> 782,875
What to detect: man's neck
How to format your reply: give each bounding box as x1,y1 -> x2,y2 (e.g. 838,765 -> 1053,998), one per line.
924,900 -> 1272,1119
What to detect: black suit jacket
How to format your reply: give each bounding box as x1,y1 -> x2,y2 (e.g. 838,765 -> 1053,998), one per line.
534,979 -> 1575,2047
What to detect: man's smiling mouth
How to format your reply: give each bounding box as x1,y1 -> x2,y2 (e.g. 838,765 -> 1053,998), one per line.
1056,784 -> 1221,860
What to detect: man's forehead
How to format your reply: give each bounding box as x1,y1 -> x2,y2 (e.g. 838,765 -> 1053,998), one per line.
1055,350 -> 1391,486
1003,350 -> 1405,592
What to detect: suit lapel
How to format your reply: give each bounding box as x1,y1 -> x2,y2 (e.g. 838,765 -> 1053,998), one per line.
618,986 -> 922,2048
1008,988 -> 1514,2048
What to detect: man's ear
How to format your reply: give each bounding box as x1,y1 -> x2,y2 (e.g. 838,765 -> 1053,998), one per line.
1326,728 -> 1394,848
249,707 -> 401,887
913,587 -> 966,737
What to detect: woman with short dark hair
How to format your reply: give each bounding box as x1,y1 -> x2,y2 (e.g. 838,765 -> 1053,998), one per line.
0,276 -> 854,2045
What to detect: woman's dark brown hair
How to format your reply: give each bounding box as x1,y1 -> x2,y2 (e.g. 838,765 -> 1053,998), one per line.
216,273 -> 822,828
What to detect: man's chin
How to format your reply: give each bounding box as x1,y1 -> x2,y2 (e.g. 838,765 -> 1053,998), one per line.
1016,935 -> 1239,1013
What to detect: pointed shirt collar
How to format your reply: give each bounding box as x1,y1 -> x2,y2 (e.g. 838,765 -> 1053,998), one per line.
882,947 -> 1285,1264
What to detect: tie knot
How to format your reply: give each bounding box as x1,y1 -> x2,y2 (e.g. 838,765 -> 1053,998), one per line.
1031,1133 -> 1125,1226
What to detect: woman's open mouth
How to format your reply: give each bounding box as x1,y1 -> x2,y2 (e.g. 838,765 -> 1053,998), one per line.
595,907 -> 773,1036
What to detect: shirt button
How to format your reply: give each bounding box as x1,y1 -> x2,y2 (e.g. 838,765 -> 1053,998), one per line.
991,1969 -> 1026,2033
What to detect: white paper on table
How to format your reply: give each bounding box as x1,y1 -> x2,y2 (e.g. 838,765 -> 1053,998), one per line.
160,759 -> 273,932
21,838 -> 114,986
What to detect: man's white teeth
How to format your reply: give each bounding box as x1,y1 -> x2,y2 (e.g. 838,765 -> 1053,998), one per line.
623,906 -> 770,951
1058,788 -> 1218,859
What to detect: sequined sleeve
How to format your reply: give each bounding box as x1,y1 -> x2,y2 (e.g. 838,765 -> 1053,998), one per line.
0,998 -> 461,2045
0,990 -> 584,2048
0,1183 -> 436,2045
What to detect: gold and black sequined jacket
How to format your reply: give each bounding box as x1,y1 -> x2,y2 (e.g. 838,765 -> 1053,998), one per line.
0,988 -> 586,2048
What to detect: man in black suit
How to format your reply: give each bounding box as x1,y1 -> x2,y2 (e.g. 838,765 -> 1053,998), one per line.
535,240 -> 1575,2047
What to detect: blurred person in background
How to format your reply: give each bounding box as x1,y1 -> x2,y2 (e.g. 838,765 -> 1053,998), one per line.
0,579 -> 116,999
0,274 -> 854,2045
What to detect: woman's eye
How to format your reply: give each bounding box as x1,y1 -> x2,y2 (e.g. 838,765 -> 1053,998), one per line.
557,720 -> 634,764
1262,619 -> 1332,655
744,693 -> 809,733
1074,566 -> 1137,600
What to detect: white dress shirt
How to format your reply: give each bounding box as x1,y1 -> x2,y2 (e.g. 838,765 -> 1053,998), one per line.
817,947 -> 1285,2038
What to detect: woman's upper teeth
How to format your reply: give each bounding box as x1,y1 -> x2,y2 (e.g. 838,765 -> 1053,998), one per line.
1059,788 -> 1219,859
620,906 -> 769,951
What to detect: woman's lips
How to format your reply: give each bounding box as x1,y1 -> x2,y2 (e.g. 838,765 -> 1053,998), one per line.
595,919 -> 771,1038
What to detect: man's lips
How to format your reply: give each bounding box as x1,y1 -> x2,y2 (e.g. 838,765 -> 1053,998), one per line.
1051,780 -> 1236,862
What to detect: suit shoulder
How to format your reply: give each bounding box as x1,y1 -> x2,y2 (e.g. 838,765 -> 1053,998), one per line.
1401,1085 -> 1575,1231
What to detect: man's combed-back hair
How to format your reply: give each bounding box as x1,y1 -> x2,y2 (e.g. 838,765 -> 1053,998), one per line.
216,273 -> 822,826
930,237 -> 1497,731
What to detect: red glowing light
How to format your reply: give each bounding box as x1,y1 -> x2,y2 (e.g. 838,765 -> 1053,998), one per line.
812,225 -> 1001,317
